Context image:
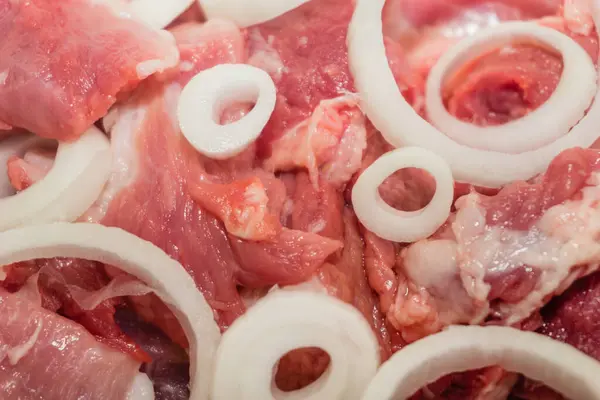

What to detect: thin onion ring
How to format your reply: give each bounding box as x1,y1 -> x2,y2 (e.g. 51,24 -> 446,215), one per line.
352,147 -> 453,242
425,21 -> 596,153
360,325 -> 600,400
212,290 -> 379,400
127,0 -> 194,29
197,0 -> 310,28
347,0 -> 600,187
0,127 -> 111,231
0,223 -> 220,400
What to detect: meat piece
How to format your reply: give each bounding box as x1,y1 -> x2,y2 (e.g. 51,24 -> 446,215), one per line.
387,148 -> 600,341
0,0 -> 178,141
1,258 -> 149,362
248,0 -> 356,152
0,289 -> 140,400
97,21 -> 340,336
265,95 -> 367,187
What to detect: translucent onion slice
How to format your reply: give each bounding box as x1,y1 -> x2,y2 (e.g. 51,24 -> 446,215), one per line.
127,0 -> 194,29
178,64 -> 276,160
347,0 -> 600,187
198,0 -> 310,28
212,290 -> 380,400
0,134 -> 51,197
352,147 -> 453,243
361,326 -> 600,400
0,223 -> 220,400
426,21 -> 596,154
0,127 -> 111,231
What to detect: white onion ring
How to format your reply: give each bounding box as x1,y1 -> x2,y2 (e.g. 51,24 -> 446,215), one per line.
426,21 -> 596,154
347,0 -> 600,187
198,0 -> 310,28
0,127 -> 111,231
352,147 -> 453,243
0,134 -> 51,198
0,223 -> 220,400
177,64 -> 276,160
127,0 -> 194,29
212,290 -> 379,400
361,326 -> 600,400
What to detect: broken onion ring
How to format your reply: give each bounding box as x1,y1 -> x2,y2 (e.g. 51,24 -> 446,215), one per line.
178,64 -> 276,159
352,147 -> 453,243
0,223 -> 220,400
426,22 -> 596,154
198,0 -> 310,28
212,290 -> 379,400
361,326 -> 600,400
0,127 -> 111,231
347,0 -> 600,187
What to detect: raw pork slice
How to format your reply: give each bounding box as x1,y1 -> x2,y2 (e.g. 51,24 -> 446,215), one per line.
0,0 -> 178,141
0,289 -> 140,400
88,21 -> 340,339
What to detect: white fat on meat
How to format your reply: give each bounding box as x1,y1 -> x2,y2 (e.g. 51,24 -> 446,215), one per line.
247,29 -> 287,81
399,171 -> 600,330
6,320 -> 43,366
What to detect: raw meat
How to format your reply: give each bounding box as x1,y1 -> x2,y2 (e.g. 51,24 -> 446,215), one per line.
97,20 -> 341,337
0,289 -> 140,400
0,0 -> 178,141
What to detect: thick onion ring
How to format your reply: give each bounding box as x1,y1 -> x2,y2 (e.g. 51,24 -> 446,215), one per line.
0,223 -> 220,400
426,22 -> 596,153
212,290 -> 379,400
347,0 -> 600,187
127,0 -> 194,29
0,127 -> 111,231
197,0 -> 310,28
360,326 -> 600,400
178,64 -> 276,159
352,147 -> 453,242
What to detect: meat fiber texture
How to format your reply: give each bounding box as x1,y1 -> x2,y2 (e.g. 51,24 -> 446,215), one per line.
0,0 -> 179,141
0,289 -> 140,400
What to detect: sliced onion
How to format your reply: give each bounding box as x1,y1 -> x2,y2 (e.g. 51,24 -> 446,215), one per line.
127,373 -> 155,400
0,223 -> 220,400
127,0 -> 194,29
352,147 -> 453,243
212,290 -> 379,400
361,325 -> 600,400
426,21 -> 596,154
198,0 -> 310,28
0,127 -> 111,231
0,134 -> 51,197
347,0 -> 600,187
177,64 -> 276,160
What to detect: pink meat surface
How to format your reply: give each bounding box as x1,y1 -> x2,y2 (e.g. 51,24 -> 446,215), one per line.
0,289 -> 140,400
0,0 -> 178,141
95,20 -> 341,339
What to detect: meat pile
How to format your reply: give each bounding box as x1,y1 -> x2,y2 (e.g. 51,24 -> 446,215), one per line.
1,0 -> 600,399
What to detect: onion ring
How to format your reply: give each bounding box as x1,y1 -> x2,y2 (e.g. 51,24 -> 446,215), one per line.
127,0 -> 194,29
360,326 -> 600,400
352,147 -> 453,243
178,64 -> 276,159
0,223 -> 220,400
198,0 -> 310,28
347,0 -> 600,187
212,290 -> 379,400
0,127 -> 111,231
426,21 -> 596,153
